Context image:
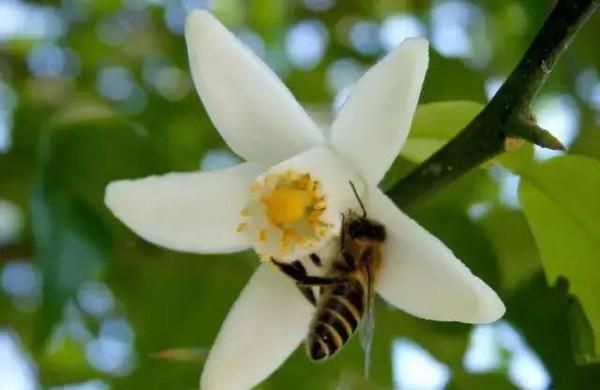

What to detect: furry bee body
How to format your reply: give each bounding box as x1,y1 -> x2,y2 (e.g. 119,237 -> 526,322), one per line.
306,211 -> 386,361
271,183 -> 386,362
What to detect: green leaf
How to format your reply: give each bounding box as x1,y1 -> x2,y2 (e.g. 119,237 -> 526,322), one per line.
31,130 -> 113,349
381,100 -> 484,190
507,273 -> 600,389
401,101 -> 483,163
38,334 -> 98,383
383,100 -> 534,187
47,110 -> 160,211
410,205 -> 501,291
497,141 -> 535,174
480,208 -> 542,292
569,298 -> 597,365
448,372 -> 519,390
519,155 -> 600,361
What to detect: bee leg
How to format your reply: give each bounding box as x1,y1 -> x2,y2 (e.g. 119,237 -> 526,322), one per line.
271,258 -> 343,286
331,251 -> 355,274
271,258 -> 310,282
270,258 -> 317,305
290,262 -> 318,306
298,286 -> 317,306
297,275 -> 344,286
343,251 -> 355,269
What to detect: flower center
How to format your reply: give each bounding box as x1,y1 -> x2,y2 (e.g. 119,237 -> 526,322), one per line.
237,170 -> 331,259
263,188 -> 309,226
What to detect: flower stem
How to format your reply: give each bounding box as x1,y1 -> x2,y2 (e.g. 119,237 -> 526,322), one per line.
387,0 -> 599,208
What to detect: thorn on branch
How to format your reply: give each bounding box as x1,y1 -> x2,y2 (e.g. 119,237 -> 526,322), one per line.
508,114 -> 566,151
387,0 -> 598,207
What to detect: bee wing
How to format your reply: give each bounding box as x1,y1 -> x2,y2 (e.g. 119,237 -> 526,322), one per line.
359,260 -> 376,378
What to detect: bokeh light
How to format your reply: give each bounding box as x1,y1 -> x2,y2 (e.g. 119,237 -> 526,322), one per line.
575,69 -> 600,110
431,0 -> 490,67
349,20 -> 380,55
286,20 -> 329,70
1,261 -> 39,299
200,149 -> 240,171
48,380 -> 109,390
467,201 -> 492,221
77,282 -> 115,318
236,28 -> 267,60
164,1 -> 187,35
85,319 -> 135,376
0,199 -> 23,245
490,166 -> 521,209
326,58 -> 365,93
0,81 -> 17,153
0,1 -> 64,41
534,95 -> 580,161
484,76 -> 505,101
97,66 -> 135,102
464,321 -> 551,390
0,331 -> 38,390
379,13 -> 426,52
393,339 -> 451,390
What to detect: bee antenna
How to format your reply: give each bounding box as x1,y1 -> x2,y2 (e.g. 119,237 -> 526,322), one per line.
349,181 -> 367,217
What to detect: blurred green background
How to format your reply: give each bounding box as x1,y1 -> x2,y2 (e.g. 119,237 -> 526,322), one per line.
1,0 -> 600,389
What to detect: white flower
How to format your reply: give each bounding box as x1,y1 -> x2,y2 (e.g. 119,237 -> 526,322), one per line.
104,10 -> 505,390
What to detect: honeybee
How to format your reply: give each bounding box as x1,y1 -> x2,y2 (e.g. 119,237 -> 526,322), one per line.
272,182 -> 386,368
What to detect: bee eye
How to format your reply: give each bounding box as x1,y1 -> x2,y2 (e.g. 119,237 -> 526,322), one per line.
348,219 -> 386,240
348,222 -> 362,238
349,221 -> 367,238
373,225 -> 386,241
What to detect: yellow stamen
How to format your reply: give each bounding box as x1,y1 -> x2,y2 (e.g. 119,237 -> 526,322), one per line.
297,173 -> 311,189
313,201 -> 326,210
236,223 -> 247,232
259,229 -> 268,242
243,170 -> 333,256
263,188 -> 309,226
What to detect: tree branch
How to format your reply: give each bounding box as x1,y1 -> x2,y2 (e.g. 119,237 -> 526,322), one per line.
388,0 -> 599,208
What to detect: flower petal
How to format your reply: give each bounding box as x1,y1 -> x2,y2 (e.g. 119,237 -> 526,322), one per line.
201,263 -> 313,390
185,11 -> 324,165
105,163 -> 261,254
330,38 -> 429,185
368,188 -> 505,323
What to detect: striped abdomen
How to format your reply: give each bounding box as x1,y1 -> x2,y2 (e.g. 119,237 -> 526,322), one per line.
306,276 -> 366,361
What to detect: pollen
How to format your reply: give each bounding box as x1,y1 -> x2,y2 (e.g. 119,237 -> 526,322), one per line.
259,171 -> 326,228
259,229 -> 268,242
313,200 -> 327,210
263,188 -> 308,225
238,169 -> 331,258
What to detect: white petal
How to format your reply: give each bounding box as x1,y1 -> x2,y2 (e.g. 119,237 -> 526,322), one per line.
201,263 -> 313,390
105,163 -> 261,254
251,146 -> 365,261
369,188 -> 505,323
330,38 -> 429,185
185,11 -> 323,165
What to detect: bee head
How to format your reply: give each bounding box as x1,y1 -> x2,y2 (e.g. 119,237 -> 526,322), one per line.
347,217 -> 386,241
345,181 -> 386,241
